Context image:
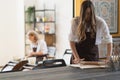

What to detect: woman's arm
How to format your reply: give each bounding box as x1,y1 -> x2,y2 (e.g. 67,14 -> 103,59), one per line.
100,17 -> 113,61
35,40 -> 48,56
70,41 -> 81,63
69,18 -> 83,63
29,51 -> 44,57
106,43 -> 113,61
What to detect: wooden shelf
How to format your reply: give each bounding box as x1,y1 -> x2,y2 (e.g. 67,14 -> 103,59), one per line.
35,9 -> 55,12
35,21 -> 55,23
25,6 -> 56,57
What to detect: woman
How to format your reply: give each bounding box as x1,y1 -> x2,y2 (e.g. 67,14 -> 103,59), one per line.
27,30 -> 48,63
69,0 -> 112,64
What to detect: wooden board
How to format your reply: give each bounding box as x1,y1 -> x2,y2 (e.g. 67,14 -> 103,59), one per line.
80,61 -> 106,65
70,63 -> 106,69
70,61 -> 106,69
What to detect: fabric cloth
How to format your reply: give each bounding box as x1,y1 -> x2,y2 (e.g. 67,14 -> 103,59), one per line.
69,16 -> 113,45
75,32 -> 99,61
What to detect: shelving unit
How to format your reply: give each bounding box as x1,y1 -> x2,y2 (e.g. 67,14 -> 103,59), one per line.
25,5 -> 56,57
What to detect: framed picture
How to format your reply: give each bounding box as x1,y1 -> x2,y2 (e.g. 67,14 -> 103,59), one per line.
73,0 -> 118,34
73,0 -> 83,17
91,0 -> 118,34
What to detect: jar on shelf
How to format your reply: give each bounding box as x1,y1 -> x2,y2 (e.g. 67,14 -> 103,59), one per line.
42,17 -> 47,22
45,24 -> 50,33
36,16 -> 40,22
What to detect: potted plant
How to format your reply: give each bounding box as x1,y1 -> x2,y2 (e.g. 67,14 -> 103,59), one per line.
26,6 -> 35,24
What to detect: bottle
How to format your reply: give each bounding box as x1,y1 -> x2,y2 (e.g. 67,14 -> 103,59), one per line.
45,24 -> 50,33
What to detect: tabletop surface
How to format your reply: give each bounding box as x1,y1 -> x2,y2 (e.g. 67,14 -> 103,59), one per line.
0,66 -> 120,80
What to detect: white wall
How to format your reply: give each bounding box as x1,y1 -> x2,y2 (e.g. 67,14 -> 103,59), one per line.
0,0 -> 24,66
24,0 -> 73,58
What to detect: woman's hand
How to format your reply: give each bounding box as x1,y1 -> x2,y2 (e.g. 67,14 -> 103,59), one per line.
27,54 -> 32,57
31,52 -> 36,56
73,58 -> 80,64
104,56 -> 111,64
27,52 -> 36,57
73,58 -> 84,64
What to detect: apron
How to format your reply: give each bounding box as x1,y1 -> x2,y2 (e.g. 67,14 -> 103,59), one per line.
31,43 -> 44,64
75,32 -> 99,61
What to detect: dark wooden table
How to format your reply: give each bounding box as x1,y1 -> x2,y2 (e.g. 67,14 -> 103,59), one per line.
0,66 -> 120,80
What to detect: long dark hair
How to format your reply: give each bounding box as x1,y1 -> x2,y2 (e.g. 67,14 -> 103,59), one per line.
77,0 -> 96,42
